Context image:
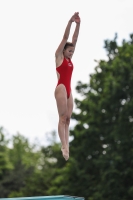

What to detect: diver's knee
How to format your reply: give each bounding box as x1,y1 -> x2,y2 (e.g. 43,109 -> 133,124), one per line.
66,117 -> 71,126
59,114 -> 67,124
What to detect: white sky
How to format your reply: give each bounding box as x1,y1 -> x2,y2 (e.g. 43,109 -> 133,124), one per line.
0,0 -> 133,145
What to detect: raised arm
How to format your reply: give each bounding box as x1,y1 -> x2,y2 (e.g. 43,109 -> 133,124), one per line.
55,12 -> 79,58
72,14 -> 81,47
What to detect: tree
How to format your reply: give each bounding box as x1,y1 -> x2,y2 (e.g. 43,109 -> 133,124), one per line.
5,131 -> 62,197
48,34 -> 133,200
0,127 -> 12,180
0,133 -> 40,197
19,131 -> 68,197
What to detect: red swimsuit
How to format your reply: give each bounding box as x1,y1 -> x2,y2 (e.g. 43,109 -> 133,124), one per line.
56,58 -> 73,99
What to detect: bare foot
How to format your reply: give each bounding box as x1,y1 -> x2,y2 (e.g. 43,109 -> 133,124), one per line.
61,147 -> 69,161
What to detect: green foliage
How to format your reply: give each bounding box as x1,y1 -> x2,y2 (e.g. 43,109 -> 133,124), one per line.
1,33 -> 133,200
48,34 -> 133,200
15,144 -> 59,197
0,131 -> 41,197
0,128 -> 12,180
0,161 -> 34,197
8,133 -> 41,168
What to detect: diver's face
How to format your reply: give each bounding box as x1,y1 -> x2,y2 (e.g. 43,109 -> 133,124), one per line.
63,46 -> 74,59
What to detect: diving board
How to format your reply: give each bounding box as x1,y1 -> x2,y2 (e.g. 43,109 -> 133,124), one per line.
0,195 -> 84,200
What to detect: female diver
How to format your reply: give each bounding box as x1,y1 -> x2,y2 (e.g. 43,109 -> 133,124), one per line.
55,12 -> 80,160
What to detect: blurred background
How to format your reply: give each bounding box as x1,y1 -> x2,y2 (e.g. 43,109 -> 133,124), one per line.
0,0 -> 133,199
